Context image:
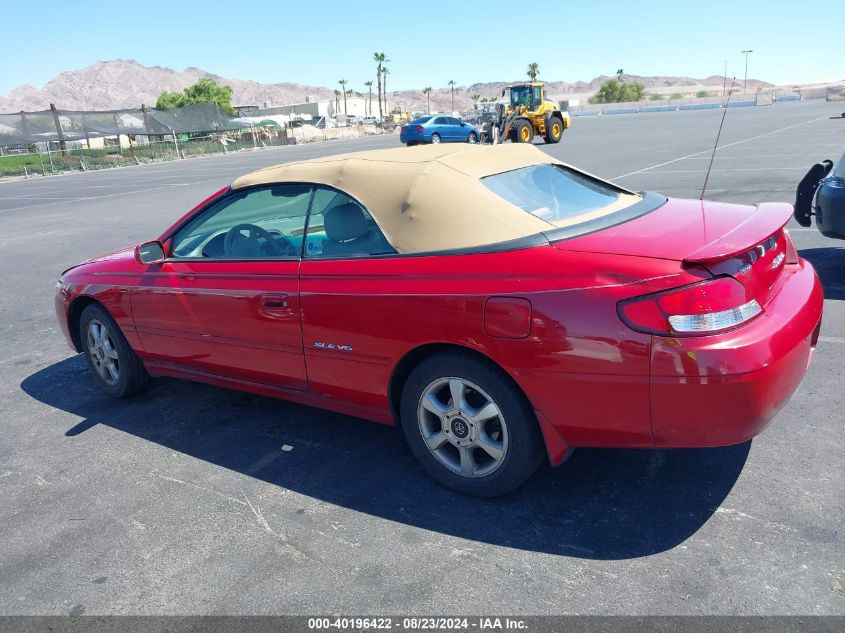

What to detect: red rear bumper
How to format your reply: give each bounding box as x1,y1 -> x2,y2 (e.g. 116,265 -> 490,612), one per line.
650,258 -> 823,447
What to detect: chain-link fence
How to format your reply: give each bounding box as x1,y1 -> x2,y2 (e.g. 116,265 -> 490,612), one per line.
0,102 -> 388,180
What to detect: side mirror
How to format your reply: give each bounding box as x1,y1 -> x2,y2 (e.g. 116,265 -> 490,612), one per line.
135,240 -> 166,264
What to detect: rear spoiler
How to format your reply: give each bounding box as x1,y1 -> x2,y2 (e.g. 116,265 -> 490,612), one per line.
683,202 -> 794,263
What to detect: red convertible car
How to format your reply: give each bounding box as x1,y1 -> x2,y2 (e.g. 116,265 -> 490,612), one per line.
55,144 -> 823,497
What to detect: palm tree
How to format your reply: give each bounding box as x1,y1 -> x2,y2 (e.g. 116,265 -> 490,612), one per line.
448,80 -> 456,111
382,67 -> 390,115
339,79 -> 348,114
423,86 -> 432,114
616,68 -> 624,84
373,52 -> 388,119
527,62 -> 540,81
333,89 -> 340,114
364,80 -> 373,116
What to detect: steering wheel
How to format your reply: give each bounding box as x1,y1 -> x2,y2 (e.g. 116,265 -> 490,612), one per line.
266,229 -> 297,256
224,223 -> 283,257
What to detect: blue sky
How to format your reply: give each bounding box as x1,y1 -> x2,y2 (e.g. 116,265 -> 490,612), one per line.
2,0 -> 841,95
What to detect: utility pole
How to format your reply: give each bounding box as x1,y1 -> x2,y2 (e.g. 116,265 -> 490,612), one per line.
723,58 -> 728,96
741,50 -> 753,91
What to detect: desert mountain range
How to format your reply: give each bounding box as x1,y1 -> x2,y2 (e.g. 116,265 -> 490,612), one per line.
0,59 -> 776,114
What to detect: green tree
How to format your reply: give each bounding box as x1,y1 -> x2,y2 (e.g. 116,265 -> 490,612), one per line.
156,77 -> 235,115
448,80 -> 456,111
616,68 -> 624,83
588,79 -> 646,104
527,62 -> 540,81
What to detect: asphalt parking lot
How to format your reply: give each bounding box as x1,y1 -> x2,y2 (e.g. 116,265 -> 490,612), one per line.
0,100 -> 843,615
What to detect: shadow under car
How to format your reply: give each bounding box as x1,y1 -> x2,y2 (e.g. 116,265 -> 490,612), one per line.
21,355 -> 751,560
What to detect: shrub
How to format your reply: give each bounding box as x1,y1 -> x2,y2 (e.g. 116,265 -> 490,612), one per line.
670,92 -> 684,99
589,79 -> 646,104
695,90 -> 710,98
649,94 -> 664,101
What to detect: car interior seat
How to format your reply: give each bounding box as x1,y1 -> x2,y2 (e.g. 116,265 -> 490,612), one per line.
322,203 -> 392,257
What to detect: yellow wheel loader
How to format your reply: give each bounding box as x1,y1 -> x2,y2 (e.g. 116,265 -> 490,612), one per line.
481,82 -> 571,144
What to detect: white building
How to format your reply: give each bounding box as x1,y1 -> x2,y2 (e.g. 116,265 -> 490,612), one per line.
253,96 -> 376,120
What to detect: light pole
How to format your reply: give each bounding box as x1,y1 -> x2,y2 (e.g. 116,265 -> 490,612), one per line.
741,49 -> 753,91
723,58 -> 728,96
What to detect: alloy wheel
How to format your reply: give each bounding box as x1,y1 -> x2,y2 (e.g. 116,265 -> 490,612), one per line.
86,319 -> 120,385
417,377 -> 509,477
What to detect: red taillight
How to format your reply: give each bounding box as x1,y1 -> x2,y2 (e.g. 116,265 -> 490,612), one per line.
618,276 -> 762,336
415,125 -> 424,132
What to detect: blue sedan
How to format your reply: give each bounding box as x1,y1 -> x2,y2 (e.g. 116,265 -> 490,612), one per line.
400,115 -> 478,146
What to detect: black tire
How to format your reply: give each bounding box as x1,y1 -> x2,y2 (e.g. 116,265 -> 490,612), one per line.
466,131 -> 478,144
544,116 -> 564,144
400,351 -> 544,497
79,303 -> 149,398
513,120 -> 533,143
430,133 -> 441,144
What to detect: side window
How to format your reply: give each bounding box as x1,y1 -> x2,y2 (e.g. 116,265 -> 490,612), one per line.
304,187 -> 396,259
171,185 -> 312,259
433,117 -> 448,125
448,117 -> 462,126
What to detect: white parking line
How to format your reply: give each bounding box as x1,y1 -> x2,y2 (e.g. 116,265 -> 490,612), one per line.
632,167 -> 808,174
612,115 -> 831,180
0,183 -> 192,215
819,336 -> 845,345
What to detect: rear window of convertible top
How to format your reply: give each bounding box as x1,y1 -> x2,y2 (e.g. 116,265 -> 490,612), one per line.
481,164 -> 640,227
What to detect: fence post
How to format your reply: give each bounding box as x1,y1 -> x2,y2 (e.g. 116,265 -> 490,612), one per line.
50,103 -> 67,155
171,130 -> 182,159
46,141 -> 55,174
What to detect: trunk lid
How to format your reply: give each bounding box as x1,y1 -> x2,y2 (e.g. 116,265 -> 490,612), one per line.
554,197 -> 794,307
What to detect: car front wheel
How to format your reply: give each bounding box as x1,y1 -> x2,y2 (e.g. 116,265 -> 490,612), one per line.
400,352 -> 544,497
79,303 -> 149,398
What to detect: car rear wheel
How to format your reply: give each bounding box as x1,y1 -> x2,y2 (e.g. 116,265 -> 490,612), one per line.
400,352 -> 544,497
544,116 -> 564,144
513,120 -> 533,143
430,133 -> 441,144
79,303 -> 149,398
466,131 -> 478,144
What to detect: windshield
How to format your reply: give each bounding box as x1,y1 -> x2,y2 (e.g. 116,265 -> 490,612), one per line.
509,86 -> 531,107
482,164 -> 640,226
509,85 -> 542,108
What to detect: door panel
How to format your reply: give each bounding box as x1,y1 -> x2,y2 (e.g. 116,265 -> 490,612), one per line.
131,261 -> 306,389
131,184 -> 312,390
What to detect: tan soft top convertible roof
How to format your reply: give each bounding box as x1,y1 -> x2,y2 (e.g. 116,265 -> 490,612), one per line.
232,143 -> 635,253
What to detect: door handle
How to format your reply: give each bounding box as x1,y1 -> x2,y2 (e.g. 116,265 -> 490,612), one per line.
260,294 -> 290,310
